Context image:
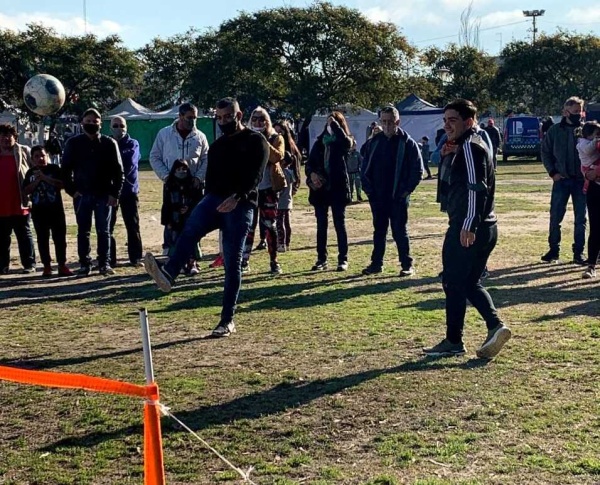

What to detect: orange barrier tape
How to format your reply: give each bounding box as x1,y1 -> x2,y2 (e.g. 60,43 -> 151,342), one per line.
0,365 -> 157,399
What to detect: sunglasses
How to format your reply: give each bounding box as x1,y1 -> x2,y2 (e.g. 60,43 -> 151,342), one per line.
112,124 -> 125,128
251,116 -> 266,122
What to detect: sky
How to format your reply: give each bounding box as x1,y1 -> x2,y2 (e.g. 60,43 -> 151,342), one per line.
1,0 -> 599,55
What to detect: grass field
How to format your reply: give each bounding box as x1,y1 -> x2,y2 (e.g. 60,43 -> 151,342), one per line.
0,161 -> 598,485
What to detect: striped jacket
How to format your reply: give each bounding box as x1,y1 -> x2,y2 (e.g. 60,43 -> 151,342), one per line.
447,128 -> 497,232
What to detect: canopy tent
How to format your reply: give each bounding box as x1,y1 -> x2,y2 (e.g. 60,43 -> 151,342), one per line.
308,106 -> 378,151
396,94 -> 444,147
101,99 -> 215,160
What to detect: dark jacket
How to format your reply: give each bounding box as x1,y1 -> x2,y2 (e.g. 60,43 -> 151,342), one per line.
541,118 -> 582,179
446,128 -> 497,232
115,134 -> 141,196
305,122 -> 353,206
61,133 -> 124,199
483,125 -> 501,151
161,175 -> 202,231
361,128 -> 423,201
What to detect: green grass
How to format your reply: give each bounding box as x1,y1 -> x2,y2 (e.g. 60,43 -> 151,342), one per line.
0,162 -> 598,484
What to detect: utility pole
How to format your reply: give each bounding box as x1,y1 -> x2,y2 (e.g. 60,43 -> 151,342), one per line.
522,9 -> 545,44
83,0 -> 88,33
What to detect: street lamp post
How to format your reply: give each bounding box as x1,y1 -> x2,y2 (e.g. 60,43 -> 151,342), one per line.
522,10 -> 545,44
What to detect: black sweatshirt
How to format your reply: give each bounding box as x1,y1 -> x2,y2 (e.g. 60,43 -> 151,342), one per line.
204,128 -> 269,205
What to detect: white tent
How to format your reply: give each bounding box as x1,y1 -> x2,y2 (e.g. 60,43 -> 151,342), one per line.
104,98 -> 155,120
308,106 -> 378,151
396,94 -> 444,146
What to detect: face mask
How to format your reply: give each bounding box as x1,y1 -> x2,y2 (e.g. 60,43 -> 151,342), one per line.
111,128 -> 126,139
181,118 -> 195,130
83,123 -> 100,135
250,125 -> 265,133
174,171 -> 188,179
568,113 -> 582,125
327,126 -> 333,135
219,120 -> 237,136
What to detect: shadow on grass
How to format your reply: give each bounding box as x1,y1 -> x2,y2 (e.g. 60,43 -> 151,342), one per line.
39,356 -> 489,452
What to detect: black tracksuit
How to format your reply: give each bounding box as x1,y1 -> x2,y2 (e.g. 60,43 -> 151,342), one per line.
441,129 -> 503,344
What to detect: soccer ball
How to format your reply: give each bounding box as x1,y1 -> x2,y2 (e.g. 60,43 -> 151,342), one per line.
23,74 -> 66,116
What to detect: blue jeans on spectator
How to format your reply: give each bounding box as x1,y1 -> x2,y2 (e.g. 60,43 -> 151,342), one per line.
74,194 -> 112,267
314,202 -> 348,264
163,194 -> 254,324
368,196 -> 413,270
548,178 -> 587,256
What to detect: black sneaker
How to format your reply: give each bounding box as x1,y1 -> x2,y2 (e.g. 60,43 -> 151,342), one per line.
362,264 -> 383,275
573,254 -> 587,266
241,261 -> 250,274
337,261 -> 348,271
541,250 -> 559,263
311,260 -> 328,271
270,262 -> 283,274
255,240 -> 267,250
211,321 -> 236,338
22,266 -> 36,274
476,324 -> 512,359
423,339 -> 466,357
99,265 -> 115,276
399,266 -> 415,277
77,265 -> 91,276
144,252 -> 173,292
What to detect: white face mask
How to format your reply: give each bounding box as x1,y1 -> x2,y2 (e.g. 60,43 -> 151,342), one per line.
250,125 -> 265,133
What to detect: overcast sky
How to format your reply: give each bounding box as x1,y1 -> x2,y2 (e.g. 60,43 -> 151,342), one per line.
1,0 -> 599,54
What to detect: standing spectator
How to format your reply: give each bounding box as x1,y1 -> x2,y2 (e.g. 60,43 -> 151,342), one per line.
306,111 -> 353,271
361,106 -> 423,277
424,99 -> 511,359
241,107 -> 286,275
161,160 -> 202,275
483,119 -> 501,168
45,130 -> 63,165
22,146 -> 73,277
420,136 -> 433,179
540,97 -> 587,264
144,97 -> 269,338
277,162 -> 297,252
0,123 -> 36,274
61,108 -> 124,276
346,140 -> 363,201
149,103 -> 209,255
109,116 -> 144,267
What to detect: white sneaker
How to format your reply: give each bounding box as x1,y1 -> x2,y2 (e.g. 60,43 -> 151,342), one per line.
189,264 -> 200,276
582,267 -> 596,279
211,321 -> 236,337
476,324 -> 512,359
144,252 -> 173,293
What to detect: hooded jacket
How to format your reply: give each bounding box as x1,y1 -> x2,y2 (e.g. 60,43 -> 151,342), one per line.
149,121 -> 209,182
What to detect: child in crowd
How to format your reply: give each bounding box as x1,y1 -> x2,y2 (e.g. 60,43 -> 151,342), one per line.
420,136 -> 433,179
22,146 -> 73,277
576,121 -> 600,279
161,160 -> 202,275
277,161 -> 297,252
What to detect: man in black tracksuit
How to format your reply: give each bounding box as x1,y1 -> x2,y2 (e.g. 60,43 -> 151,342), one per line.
424,99 -> 511,359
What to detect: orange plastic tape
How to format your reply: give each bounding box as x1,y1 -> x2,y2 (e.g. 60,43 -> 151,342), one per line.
0,365 -> 157,399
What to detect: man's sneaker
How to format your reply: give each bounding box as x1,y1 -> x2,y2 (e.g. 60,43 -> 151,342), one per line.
241,261 -> 250,274
423,339 -> 467,357
22,266 -> 36,274
277,245 -> 286,253
77,265 -> 91,276
400,266 -> 415,277
209,255 -> 224,268
476,323 -> 512,359
58,265 -> 74,277
362,264 -> 382,275
311,260 -> 328,271
255,240 -> 267,250
270,262 -> 283,274
144,252 -> 173,293
42,265 -> 53,277
188,263 -> 200,276
99,265 -> 115,276
337,261 -> 348,271
211,321 -> 236,338
130,260 -> 145,268
582,266 -> 596,279
573,254 -> 588,266
541,250 -> 559,263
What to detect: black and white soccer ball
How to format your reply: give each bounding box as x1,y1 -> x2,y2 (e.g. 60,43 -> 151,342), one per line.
23,74 -> 66,116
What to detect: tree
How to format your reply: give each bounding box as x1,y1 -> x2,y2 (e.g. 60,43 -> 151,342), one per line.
421,44 -> 498,111
183,2 -> 415,119
0,24 -> 142,119
458,1 -> 481,49
495,32 -> 600,115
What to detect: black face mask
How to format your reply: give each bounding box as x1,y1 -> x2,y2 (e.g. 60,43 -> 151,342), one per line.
219,120 -> 237,136
568,113 -> 582,125
83,123 -> 100,135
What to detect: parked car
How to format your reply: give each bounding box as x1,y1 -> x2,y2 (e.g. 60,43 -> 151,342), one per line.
502,116 -> 542,162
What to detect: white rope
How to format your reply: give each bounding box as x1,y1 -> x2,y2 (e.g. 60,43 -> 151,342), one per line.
151,401 -> 257,484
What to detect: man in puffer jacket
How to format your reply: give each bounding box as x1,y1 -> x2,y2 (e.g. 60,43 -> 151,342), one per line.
149,103 -> 209,254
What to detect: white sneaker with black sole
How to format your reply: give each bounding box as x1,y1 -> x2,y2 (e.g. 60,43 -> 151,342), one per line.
476,323 -> 512,359
211,321 -> 236,338
144,252 -> 173,293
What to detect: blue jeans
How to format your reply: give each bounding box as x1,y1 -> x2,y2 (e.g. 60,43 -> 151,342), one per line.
548,178 -> 587,255
164,194 -> 254,324
74,194 -> 112,266
314,202 -> 348,264
368,196 -> 413,270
